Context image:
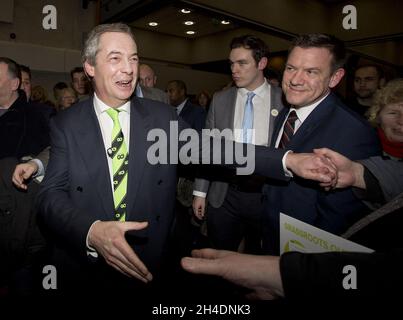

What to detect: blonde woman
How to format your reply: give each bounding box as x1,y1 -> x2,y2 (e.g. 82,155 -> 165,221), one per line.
367,78 -> 403,159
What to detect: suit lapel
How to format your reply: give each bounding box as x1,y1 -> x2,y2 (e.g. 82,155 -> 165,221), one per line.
287,94 -> 337,150
270,107 -> 288,147
74,100 -> 114,218
126,98 -> 152,220
223,87 -> 237,130
268,86 -> 284,142
270,93 -> 337,148
179,100 -> 190,117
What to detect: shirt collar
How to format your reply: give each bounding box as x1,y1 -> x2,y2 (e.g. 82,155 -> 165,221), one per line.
135,84 -> 143,98
93,93 -> 131,117
238,79 -> 268,98
290,91 -> 330,123
176,98 -> 188,114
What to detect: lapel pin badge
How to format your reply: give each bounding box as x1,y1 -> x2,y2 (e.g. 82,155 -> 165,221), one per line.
271,109 -> 279,117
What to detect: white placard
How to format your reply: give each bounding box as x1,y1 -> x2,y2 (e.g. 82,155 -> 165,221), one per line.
280,213 -> 374,254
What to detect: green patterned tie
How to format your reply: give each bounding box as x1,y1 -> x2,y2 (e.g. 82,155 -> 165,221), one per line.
106,108 -> 129,221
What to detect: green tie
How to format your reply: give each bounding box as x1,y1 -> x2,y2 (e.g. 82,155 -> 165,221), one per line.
106,108 -> 129,222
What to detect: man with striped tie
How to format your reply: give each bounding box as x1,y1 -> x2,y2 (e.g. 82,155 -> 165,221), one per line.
262,33 -> 381,255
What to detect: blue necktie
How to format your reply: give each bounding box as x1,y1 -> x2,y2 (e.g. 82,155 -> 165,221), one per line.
242,92 -> 255,143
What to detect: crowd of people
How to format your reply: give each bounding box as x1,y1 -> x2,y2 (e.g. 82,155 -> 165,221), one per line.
0,22 -> 402,302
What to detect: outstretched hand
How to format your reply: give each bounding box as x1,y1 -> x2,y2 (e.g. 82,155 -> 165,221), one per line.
181,248 -> 284,300
88,221 -> 153,283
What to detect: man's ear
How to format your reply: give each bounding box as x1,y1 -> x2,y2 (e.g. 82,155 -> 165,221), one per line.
11,77 -> 20,91
329,68 -> 345,89
258,57 -> 268,71
84,61 -> 95,78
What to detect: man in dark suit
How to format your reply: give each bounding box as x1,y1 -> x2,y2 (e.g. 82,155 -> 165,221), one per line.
0,58 -> 49,160
35,24 -> 339,295
166,79 -> 206,131
263,33 -> 381,255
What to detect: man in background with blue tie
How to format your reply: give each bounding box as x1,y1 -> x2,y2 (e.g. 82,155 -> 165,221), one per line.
192,35 -> 285,254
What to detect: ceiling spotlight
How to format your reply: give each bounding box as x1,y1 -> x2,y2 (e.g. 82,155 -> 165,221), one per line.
148,22 -> 159,27
184,21 -> 194,25
181,9 -> 191,14
221,20 -> 230,25
186,30 -> 196,35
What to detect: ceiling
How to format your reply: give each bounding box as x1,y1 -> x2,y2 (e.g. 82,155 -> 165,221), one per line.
99,0 -> 403,73
100,0 -> 295,40
129,4 -> 238,39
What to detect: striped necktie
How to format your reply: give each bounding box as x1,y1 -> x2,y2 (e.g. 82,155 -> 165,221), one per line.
242,91 -> 255,143
106,108 -> 129,221
279,110 -> 298,148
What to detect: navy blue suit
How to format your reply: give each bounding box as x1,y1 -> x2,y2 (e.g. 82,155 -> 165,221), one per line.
263,93 -> 381,254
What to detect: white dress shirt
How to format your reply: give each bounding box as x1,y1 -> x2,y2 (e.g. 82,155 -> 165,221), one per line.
193,80 -> 272,199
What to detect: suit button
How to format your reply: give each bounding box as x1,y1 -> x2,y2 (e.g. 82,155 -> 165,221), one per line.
156,215 -> 160,221
76,186 -> 83,192
157,180 -> 163,185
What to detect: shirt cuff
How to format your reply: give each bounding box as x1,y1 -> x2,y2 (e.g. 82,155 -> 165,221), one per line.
282,150 -> 294,178
31,158 -> 45,177
86,220 -> 100,258
193,191 -> 207,198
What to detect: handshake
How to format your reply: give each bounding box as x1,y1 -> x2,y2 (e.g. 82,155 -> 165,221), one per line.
192,147 -> 365,220
284,147 -> 365,190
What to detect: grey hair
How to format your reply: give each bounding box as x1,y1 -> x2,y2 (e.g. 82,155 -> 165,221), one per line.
81,23 -> 136,66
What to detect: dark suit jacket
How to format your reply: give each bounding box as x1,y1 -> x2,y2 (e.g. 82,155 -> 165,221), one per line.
263,93 -> 381,254
179,99 -> 206,132
0,92 -> 49,160
36,97 -> 181,284
0,157 -> 46,287
281,246 -> 403,300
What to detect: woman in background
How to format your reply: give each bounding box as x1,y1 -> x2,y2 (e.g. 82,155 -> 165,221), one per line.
195,90 -> 211,112
367,78 -> 403,160
57,87 -> 77,111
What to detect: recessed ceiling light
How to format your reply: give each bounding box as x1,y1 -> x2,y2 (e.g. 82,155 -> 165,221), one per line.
148,22 -> 158,27
186,30 -> 196,35
181,9 -> 191,14
221,20 -> 230,25
184,21 -> 194,25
